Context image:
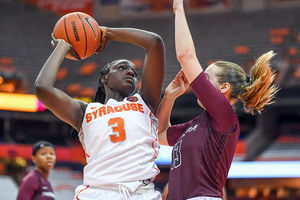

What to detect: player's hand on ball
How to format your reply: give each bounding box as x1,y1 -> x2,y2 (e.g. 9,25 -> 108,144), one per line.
95,26 -> 108,54
51,33 -> 80,60
51,33 -> 60,48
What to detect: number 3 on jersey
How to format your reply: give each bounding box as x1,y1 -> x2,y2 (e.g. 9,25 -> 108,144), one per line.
108,117 -> 126,143
171,140 -> 182,170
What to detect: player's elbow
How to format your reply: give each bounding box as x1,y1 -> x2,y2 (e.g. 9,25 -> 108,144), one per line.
158,129 -> 169,146
33,82 -> 49,98
176,49 -> 195,64
149,34 -> 165,51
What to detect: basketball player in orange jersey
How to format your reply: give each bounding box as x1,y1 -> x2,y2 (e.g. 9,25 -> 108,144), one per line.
34,27 -> 165,200
156,0 -> 279,199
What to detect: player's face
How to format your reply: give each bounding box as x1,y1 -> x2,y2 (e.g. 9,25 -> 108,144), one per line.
204,64 -> 223,89
197,64 -> 223,108
105,60 -> 138,96
32,146 -> 56,172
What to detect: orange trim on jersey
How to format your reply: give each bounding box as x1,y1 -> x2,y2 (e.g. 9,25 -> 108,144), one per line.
149,112 -> 153,133
80,129 -> 90,157
150,138 -> 159,163
152,140 -> 157,156
84,142 -> 90,157
76,185 -> 89,200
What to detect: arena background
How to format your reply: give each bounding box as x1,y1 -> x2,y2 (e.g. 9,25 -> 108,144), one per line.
0,0 -> 300,199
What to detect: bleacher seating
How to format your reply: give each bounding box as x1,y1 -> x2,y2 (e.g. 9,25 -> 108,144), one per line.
0,175 -> 19,199
48,168 -> 83,200
1,0 -> 300,97
0,168 -> 83,200
256,137 -> 300,161
0,0 -> 300,162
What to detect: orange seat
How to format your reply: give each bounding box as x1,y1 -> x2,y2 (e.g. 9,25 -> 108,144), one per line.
234,45 -> 250,55
79,62 -> 98,76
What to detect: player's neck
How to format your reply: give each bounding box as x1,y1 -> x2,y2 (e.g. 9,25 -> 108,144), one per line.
36,168 -> 49,179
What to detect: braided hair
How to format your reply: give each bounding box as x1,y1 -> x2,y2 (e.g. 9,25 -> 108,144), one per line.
93,61 -> 114,103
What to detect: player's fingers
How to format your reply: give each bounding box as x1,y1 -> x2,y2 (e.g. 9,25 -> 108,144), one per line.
51,40 -> 55,48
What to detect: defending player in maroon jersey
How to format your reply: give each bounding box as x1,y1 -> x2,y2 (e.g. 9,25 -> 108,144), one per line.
156,0 -> 279,199
17,141 -> 56,200
17,170 -> 55,200
162,71 -> 239,199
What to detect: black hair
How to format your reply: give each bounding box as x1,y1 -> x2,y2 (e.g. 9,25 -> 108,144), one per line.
32,141 -> 55,156
93,61 -> 113,103
70,61 -> 117,136
94,59 -> 137,103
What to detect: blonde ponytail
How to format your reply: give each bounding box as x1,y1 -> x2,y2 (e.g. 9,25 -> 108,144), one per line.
239,51 -> 279,115
213,51 -> 279,115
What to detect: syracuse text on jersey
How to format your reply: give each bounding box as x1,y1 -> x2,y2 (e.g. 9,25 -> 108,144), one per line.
85,102 -> 145,123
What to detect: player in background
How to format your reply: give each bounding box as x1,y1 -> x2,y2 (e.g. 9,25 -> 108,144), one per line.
34,26 -> 165,200
16,141 -> 56,200
156,0 -> 279,199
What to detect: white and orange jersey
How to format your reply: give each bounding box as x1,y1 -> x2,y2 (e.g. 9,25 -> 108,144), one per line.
79,93 -> 160,192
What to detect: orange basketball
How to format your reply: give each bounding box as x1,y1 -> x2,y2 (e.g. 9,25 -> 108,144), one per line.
53,12 -> 101,60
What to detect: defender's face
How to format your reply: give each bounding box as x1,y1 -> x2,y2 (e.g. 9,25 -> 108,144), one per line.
197,64 -> 223,109
32,146 -> 56,172
204,64 -> 222,89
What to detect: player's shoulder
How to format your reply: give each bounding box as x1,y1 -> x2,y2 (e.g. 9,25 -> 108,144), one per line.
76,99 -> 89,110
23,170 -> 39,183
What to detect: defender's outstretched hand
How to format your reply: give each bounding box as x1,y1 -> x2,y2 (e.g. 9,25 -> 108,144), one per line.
165,69 -> 189,100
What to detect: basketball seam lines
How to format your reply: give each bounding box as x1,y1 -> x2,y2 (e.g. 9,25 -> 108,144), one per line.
64,16 -> 71,44
76,13 -> 88,59
91,25 -> 101,54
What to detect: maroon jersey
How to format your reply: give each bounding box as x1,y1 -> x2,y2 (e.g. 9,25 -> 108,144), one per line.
167,72 -> 240,200
17,170 -> 55,200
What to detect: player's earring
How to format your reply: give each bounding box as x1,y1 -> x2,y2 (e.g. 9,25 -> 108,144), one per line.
101,76 -> 107,84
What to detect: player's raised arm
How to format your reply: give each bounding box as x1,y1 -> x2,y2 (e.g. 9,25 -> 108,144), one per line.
157,70 -> 189,145
174,0 -> 202,83
96,27 -> 165,114
34,38 -> 87,132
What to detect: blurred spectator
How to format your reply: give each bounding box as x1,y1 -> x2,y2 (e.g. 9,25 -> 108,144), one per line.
0,149 -> 27,185
187,0 -> 229,8
0,57 -> 28,93
16,141 -> 56,200
120,0 -> 151,14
